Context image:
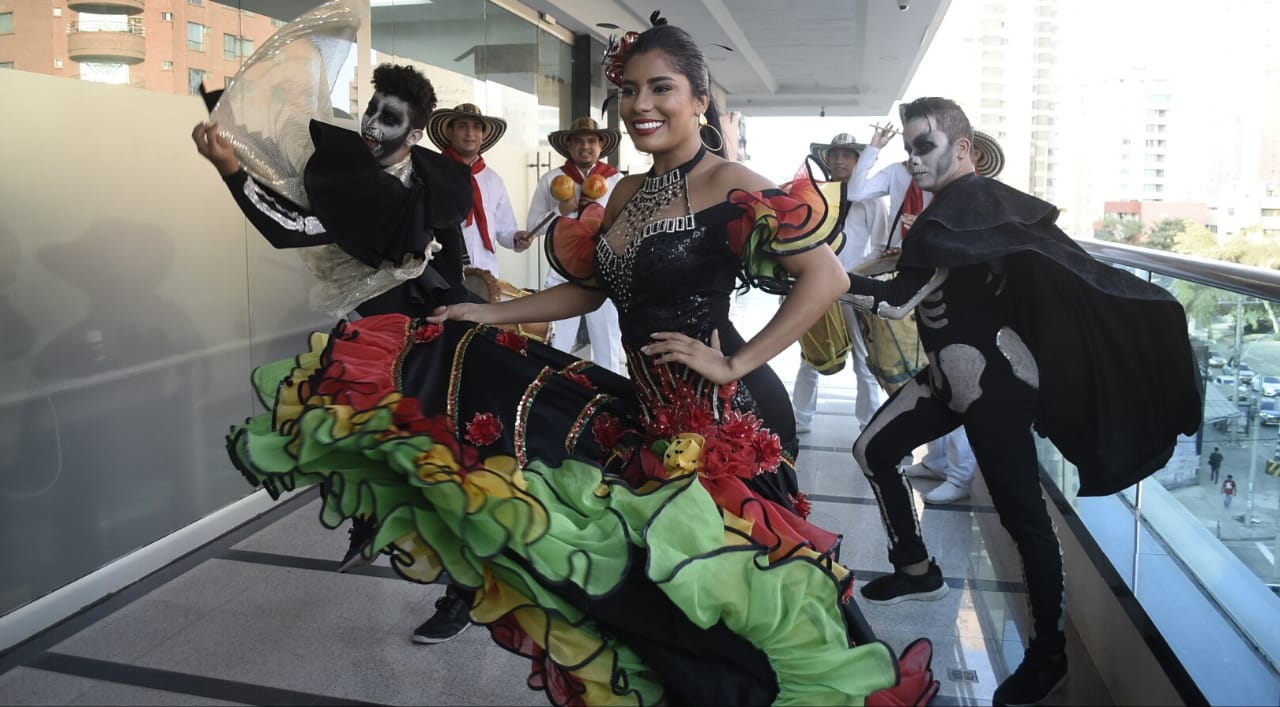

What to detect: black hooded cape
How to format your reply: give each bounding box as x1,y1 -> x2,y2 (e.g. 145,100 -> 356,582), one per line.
901,174 -> 1202,496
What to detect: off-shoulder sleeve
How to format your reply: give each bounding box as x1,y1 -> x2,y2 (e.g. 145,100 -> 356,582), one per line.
725,174 -> 845,295
543,201 -> 606,289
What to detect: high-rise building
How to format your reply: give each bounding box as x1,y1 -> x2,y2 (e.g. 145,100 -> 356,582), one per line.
0,1 -> 281,95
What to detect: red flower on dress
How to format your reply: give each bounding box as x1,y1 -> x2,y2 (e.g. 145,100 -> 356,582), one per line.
703,436 -> 757,480
496,329 -> 529,355
791,491 -> 813,519
414,322 -> 444,343
563,371 -> 596,391
719,410 -> 763,447
464,412 -> 504,447
683,405 -> 717,437
592,413 -> 624,451
717,380 -> 739,402
752,430 -> 784,474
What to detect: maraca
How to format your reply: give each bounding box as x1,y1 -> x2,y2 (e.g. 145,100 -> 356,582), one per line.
583,174 -> 609,201
550,174 -> 576,202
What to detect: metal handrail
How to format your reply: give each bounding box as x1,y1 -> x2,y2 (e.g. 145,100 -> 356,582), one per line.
66,19 -> 146,36
1078,237 -> 1280,301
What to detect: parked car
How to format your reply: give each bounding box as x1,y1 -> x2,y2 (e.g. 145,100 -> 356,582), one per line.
1213,374 -> 1238,386
1208,354 -> 1226,367
1261,399 -> 1280,426
1255,375 -> 1280,397
1226,362 -> 1255,384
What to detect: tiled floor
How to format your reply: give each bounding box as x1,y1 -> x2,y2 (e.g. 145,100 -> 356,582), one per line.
0,290 -> 1111,706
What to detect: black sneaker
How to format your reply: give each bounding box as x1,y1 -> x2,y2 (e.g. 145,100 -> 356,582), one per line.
337,516 -> 377,573
993,646 -> 1067,706
412,594 -> 473,645
859,559 -> 949,605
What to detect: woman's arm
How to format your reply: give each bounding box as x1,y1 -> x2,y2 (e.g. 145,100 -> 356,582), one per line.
428,281 -> 607,325
645,243 -> 849,384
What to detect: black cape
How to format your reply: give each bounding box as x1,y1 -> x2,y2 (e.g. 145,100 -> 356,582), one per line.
902,174 -> 1202,496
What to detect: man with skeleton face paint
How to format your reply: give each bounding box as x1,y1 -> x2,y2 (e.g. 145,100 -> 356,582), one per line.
844,97 -> 1201,706
191,63 -> 472,318
192,63 -> 473,574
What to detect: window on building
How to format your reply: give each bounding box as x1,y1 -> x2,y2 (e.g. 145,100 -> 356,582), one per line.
53,8 -> 63,17
224,33 -> 237,59
0,62 -> 14,69
161,60 -> 173,70
189,0 -> 203,4
188,68 -> 206,95
161,11 -> 173,21
239,38 -> 254,56
0,12 -> 14,34
187,22 -> 204,51
54,58 -> 63,69
224,75 -> 234,88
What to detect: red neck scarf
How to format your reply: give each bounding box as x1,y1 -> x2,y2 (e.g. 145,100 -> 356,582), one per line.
445,146 -> 493,252
560,159 -> 620,184
900,165 -> 925,241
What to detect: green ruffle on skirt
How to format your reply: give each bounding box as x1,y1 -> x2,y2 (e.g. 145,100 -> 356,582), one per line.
227,326 -> 899,705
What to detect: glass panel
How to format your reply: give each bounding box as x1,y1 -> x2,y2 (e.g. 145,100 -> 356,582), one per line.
0,0 -> 329,619
1036,258 -> 1280,703
369,0 -> 567,290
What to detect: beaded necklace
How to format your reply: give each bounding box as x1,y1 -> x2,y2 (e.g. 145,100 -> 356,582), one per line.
606,146 -> 706,254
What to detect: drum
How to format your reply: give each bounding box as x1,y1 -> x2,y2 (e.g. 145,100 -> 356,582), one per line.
799,300 -> 852,375
858,311 -> 924,394
462,267 -> 553,344
850,249 -> 926,394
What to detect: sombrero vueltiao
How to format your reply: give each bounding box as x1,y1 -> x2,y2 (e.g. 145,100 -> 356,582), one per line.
549,117 -> 621,160
972,130 -> 1005,178
426,103 -> 508,155
808,132 -> 867,166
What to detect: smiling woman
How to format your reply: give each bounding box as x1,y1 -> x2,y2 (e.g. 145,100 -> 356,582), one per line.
225,12 -> 940,707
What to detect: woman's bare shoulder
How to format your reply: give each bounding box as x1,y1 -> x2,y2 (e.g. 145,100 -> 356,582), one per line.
706,159 -> 777,194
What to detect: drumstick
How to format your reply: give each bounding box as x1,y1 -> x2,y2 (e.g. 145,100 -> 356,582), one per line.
529,211 -> 557,237
869,122 -> 900,138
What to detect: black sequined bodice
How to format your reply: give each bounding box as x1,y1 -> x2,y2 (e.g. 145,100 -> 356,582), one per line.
596,206 -> 741,349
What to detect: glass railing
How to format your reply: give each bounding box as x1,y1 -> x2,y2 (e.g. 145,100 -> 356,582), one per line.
1042,238 -> 1280,705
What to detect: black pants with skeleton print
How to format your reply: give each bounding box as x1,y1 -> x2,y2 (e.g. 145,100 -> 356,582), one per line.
848,262 -> 1066,655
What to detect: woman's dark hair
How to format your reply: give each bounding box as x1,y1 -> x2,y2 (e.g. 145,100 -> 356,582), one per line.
624,24 -> 727,157
371,64 -> 437,129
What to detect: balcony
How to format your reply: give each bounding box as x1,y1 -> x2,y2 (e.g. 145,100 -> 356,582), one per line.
67,20 -> 146,65
68,0 -> 145,14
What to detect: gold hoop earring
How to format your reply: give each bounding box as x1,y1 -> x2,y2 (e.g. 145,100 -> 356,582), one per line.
699,118 -> 724,152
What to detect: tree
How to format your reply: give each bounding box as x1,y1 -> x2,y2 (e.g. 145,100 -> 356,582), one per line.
1094,214 -> 1143,245
1145,218 -> 1184,251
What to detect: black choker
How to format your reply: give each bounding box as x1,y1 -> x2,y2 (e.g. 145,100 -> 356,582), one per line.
641,146 -> 707,194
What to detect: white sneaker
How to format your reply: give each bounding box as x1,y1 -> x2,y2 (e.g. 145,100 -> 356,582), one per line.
901,462 -> 946,480
923,480 -> 971,505
796,420 -> 813,434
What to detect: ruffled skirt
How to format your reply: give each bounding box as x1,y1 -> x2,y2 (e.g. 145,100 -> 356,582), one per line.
227,314 -> 918,706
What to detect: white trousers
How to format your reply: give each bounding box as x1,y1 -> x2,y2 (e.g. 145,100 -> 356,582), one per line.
919,428 -> 978,487
792,300 -> 882,428
544,269 -> 626,376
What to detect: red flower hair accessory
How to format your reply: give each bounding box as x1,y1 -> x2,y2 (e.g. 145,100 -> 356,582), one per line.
600,11 -> 667,88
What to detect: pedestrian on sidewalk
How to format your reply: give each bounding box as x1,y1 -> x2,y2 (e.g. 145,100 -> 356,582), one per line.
1208,447 -> 1223,483
1222,474 -> 1237,507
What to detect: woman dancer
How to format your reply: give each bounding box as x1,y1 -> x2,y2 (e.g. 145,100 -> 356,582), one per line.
230,17 -> 937,707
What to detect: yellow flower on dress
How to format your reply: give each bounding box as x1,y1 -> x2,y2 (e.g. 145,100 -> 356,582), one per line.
663,433 -> 706,477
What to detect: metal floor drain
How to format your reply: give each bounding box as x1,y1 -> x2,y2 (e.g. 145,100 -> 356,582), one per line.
947,668 -> 980,683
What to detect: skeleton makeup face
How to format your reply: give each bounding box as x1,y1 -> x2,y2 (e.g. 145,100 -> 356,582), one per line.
361,92 -> 422,166
902,115 -> 970,192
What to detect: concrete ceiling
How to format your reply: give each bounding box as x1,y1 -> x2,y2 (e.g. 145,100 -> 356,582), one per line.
522,0 -> 951,117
